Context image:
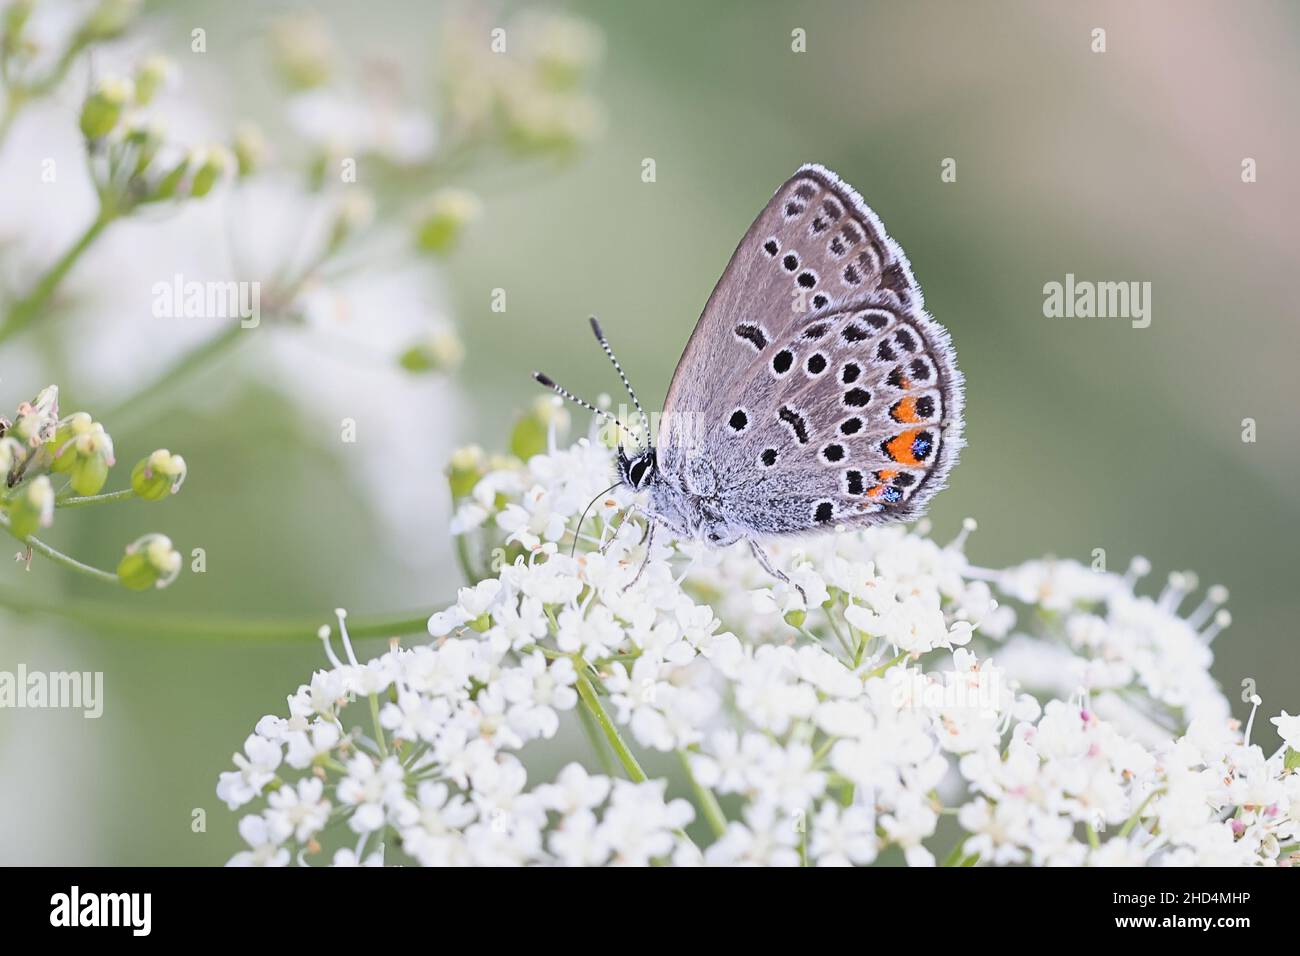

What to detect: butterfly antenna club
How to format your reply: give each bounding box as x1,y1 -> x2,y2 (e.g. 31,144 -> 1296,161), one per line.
531,371 -> 635,442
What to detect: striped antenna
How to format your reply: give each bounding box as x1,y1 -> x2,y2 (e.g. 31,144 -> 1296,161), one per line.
588,317 -> 651,449
532,372 -> 638,443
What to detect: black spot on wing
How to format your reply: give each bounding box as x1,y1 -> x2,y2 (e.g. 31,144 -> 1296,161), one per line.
778,405 -> 809,444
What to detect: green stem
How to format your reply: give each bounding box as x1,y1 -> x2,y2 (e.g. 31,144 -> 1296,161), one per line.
1118,788 -> 1163,838
677,750 -> 727,839
101,324 -> 246,432
864,650 -> 908,679
0,91 -> 23,152
574,669 -> 645,783
577,700 -> 617,776
0,513 -> 120,585
369,694 -> 389,758
941,841 -> 967,867
56,488 -> 137,509
1085,822 -> 1101,850
0,210 -> 114,344
0,585 -> 439,642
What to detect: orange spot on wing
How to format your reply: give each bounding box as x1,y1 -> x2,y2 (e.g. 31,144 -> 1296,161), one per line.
884,430 -> 925,467
891,397 -> 920,423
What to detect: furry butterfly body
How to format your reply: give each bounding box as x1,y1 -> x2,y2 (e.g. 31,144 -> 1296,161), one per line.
537,164 -> 964,581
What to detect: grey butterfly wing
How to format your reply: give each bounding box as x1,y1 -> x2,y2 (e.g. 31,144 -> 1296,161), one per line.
714,299 -> 963,533
658,164 -> 964,533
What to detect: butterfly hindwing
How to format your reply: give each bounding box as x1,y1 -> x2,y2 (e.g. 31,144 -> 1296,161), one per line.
657,164 -> 963,535
709,298 -> 963,533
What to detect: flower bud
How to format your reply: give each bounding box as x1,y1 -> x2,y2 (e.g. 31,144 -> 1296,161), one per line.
413,189 -> 480,255
3,1 -> 34,44
447,445 -> 486,499
117,533 -> 182,590
79,76 -> 133,140
131,449 -> 187,501
0,436 -> 24,476
783,608 -> 807,629
525,13 -> 605,90
232,122 -> 268,177
187,145 -> 234,198
10,385 -> 59,447
77,0 -> 141,44
133,54 -> 176,106
150,151 -> 189,201
270,14 -> 334,90
63,424 -> 115,496
7,475 -> 54,540
48,412 -> 93,471
510,395 -> 570,461
48,414 -> 116,495
398,327 -> 464,374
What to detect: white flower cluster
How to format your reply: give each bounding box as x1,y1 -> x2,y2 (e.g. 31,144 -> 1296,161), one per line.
218,424 -> 1300,866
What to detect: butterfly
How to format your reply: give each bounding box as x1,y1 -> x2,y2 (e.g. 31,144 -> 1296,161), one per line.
535,164 -> 964,590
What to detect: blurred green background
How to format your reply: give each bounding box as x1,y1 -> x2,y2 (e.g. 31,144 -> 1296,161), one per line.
1,0 -> 1297,863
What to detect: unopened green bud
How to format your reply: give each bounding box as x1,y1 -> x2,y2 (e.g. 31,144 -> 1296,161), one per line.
48,412 -> 93,471
413,189 -> 480,255
526,13 -> 605,90
3,1 -> 34,44
131,449 -> 187,501
447,445 -> 486,499
79,76 -> 132,140
133,54 -> 175,106
187,145 -> 234,198
398,327 -> 464,375
152,153 -> 189,200
76,0 -> 140,44
117,533 -> 181,590
270,14 -> 334,90
510,395 -> 570,461
232,122 -> 267,177
7,475 -> 54,540
0,436 -> 24,475
783,608 -> 807,629
47,414 -> 114,495
11,385 -> 59,447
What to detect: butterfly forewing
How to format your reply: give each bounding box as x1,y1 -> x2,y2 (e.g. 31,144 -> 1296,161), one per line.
658,164 -> 964,534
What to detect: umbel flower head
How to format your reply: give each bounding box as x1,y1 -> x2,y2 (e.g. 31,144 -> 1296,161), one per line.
216,416 -> 1300,866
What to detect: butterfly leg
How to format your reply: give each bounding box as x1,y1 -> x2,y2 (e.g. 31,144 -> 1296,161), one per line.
749,539 -> 807,604
623,520 -> 657,591
598,505 -> 643,556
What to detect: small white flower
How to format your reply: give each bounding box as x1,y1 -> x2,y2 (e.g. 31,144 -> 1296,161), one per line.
217,734 -> 283,810
337,755 -> 406,833
227,814 -> 290,867
1271,711 -> 1300,750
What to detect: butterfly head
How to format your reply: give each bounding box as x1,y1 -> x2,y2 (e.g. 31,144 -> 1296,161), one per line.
617,446 -> 657,491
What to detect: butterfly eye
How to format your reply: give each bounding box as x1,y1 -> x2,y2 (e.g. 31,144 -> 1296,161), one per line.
628,457 -> 651,488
